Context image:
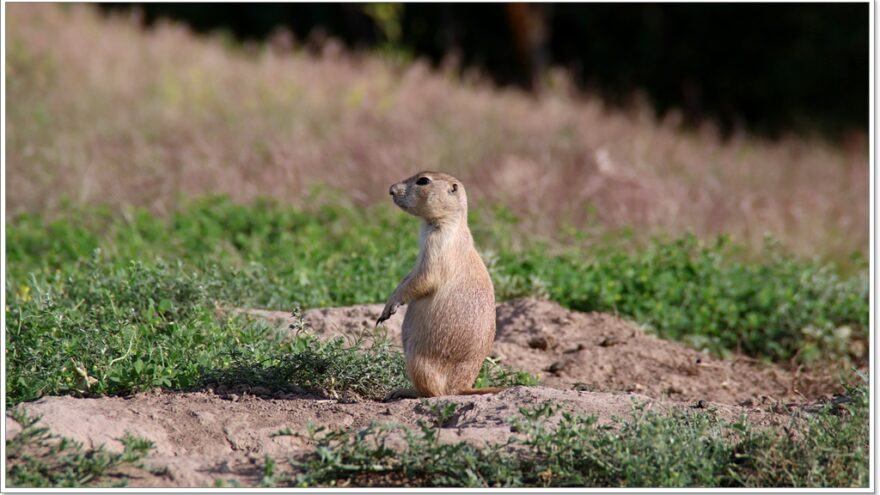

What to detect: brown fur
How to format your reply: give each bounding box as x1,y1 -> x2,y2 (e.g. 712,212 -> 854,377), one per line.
378,171 -> 499,399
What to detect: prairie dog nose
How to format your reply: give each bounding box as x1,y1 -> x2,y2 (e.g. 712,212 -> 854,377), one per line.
389,183 -> 406,196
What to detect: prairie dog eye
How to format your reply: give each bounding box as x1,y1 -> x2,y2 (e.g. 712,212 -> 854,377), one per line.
415,177 -> 431,186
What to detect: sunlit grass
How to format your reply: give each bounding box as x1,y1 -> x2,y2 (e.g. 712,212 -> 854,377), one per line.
6,200 -> 867,405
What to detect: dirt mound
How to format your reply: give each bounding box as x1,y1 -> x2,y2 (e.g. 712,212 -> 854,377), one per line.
251,298 -> 840,405
8,299 -> 842,487
8,386 -> 791,488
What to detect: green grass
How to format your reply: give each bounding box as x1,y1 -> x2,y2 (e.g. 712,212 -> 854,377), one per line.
5,264 -> 533,405
271,379 -> 869,488
5,196 -> 867,405
5,409 -> 155,488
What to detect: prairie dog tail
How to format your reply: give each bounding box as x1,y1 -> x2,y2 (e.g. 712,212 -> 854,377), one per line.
457,387 -> 505,396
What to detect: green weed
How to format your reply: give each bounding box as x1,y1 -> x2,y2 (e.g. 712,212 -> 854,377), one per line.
475,357 -> 540,389
5,409 -> 154,488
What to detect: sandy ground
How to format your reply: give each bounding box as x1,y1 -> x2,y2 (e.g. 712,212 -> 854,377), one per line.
6,298 -> 844,487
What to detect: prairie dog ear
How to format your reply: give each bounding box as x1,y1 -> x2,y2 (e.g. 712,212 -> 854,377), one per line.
450,183 -> 459,194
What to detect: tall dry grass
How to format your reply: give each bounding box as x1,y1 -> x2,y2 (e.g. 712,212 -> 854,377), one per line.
5,5 -> 868,262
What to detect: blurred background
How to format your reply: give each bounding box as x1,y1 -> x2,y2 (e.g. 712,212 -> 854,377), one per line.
104,3 -> 869,137
5,3 -> 869,263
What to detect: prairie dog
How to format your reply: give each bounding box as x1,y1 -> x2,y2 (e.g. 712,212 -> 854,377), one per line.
377,171 -> 500,399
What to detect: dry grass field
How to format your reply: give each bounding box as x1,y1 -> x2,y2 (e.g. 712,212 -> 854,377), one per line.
6,4 -> 868,264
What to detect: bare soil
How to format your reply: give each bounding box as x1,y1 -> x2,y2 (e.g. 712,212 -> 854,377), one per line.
6,298 -> 843,487
295,298 -> 840,405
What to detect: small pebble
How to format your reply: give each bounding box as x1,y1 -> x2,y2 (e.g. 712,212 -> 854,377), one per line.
544,361 -> 564,373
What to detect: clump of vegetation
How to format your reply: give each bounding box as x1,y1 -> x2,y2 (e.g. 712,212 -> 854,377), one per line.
475,357 -> 540,389
205,314 -> 411,400
6,410 -> 155,488
273,379 -> 869,488
4,253 -> 283,405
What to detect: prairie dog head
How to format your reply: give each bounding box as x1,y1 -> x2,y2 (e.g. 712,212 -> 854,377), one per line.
389,171 -> 468,224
